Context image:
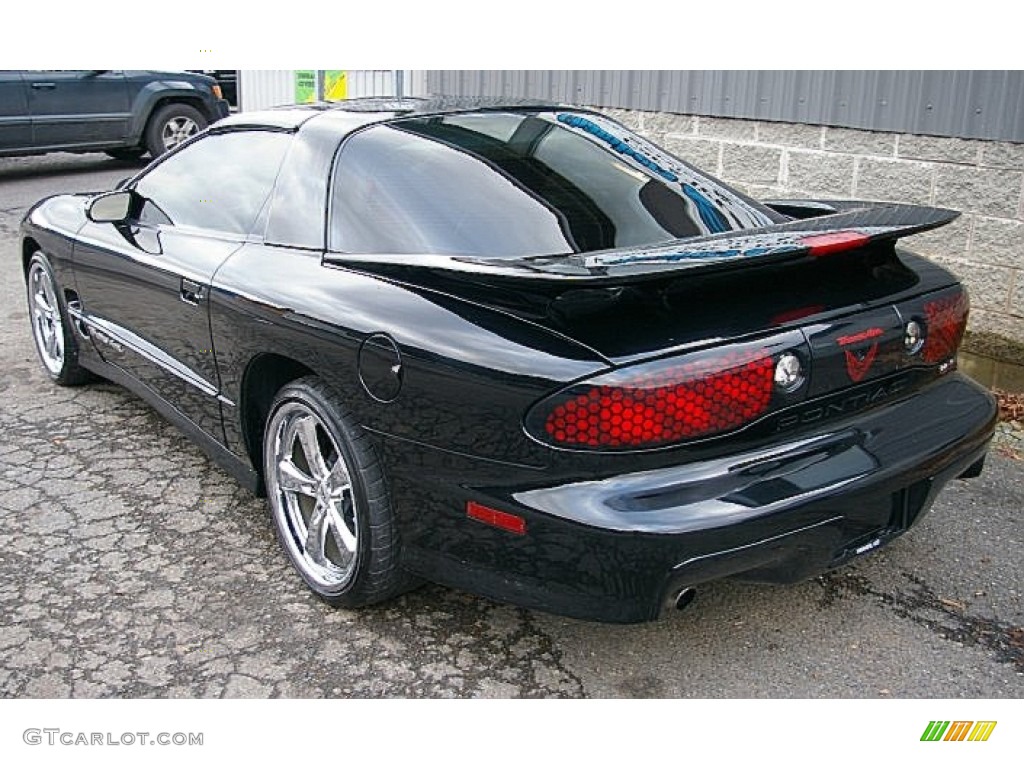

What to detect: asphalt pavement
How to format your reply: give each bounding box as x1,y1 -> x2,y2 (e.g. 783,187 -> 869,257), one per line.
1,154 -> 1022,698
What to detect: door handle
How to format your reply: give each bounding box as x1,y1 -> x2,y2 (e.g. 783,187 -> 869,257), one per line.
30,82 -> 56,90
180,278 -> 205,305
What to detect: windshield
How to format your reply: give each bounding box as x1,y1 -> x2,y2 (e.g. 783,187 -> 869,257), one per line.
329,110 -> 780,258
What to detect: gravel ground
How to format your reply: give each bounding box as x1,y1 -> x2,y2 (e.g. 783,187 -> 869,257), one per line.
992,410 -> 1024,460
1,154 -> 1022,698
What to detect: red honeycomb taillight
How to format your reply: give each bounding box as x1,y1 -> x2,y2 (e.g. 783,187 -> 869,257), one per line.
922,289 -> 969,364
525,338 -> 797,450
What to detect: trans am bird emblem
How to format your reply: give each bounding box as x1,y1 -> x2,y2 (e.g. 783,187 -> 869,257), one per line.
836,327 -> 884,383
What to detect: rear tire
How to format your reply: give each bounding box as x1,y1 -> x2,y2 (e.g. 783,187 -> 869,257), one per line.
144,103 -> 207,158
25,251 -> 94,386
263,376 -> 414,607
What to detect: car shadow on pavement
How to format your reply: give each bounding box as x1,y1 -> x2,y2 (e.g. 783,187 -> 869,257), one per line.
0,154 -> 147,183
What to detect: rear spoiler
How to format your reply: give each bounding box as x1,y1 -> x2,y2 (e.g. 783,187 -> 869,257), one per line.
324,201 -> 958,285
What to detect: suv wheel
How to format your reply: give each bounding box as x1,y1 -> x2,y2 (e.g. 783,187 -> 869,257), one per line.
145,103 -> 207,157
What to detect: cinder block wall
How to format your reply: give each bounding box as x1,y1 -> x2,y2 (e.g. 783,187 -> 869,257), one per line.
598,108 -> 1024,346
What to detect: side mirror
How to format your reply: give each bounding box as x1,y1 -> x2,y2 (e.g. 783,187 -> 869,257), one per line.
87,190 -> 133,223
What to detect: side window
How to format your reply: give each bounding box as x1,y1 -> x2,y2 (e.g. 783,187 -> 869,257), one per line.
134,131 -> 291,236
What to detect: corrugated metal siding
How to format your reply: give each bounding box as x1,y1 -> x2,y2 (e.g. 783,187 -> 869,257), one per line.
426,71 -> 1024,142
347,70 -> 396,98
240,70 -> 422,111
239,70 -> 296,111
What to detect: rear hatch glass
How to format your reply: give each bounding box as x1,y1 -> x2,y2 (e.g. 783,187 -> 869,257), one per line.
329,110 -> 781,258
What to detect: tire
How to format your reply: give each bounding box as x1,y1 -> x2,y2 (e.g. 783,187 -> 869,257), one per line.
105,148 -> 146,162
25,251 -> 94,386
263,376 -> 413,607
144,103 -> 207,158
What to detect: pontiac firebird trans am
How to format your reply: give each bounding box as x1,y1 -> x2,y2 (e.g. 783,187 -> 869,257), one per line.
21,98 -> 997,622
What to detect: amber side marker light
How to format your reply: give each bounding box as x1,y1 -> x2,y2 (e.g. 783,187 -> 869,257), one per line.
467,501 -> 527,535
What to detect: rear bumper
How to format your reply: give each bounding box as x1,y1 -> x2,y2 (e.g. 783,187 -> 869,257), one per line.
384,373 -> 997,622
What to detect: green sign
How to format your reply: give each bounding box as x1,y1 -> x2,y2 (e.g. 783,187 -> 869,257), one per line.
295,70 -> 316,103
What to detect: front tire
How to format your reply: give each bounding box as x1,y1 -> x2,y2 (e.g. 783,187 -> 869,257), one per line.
144,103 -> 207,158
263,376 -> 411,607
26,252 -> 93,386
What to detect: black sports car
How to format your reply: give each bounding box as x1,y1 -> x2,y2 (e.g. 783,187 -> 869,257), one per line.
21,98 -> 997,622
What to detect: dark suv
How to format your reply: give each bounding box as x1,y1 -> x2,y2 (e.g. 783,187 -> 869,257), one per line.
0,70 -> 230,160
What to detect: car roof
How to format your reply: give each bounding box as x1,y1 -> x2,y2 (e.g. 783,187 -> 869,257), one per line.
215,96 -> 572,134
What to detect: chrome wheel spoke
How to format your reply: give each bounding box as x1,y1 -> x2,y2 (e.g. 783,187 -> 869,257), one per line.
303,501 -> 330,567
296,416 -> 329,480
327,456 -> 350,492
42,280 -> 58,308
326,496 -> 357,554
46,328 -> 61,359
277,458 -> 317,496
33,291 -> 51,315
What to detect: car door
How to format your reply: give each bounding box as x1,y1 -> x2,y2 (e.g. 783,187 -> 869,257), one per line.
24,70 -> 129,148
0,72 -> 30,150
71,129 -> 294,442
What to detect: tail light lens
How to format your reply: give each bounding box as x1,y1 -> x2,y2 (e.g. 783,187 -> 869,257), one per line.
526,335 -> 802,450
922,289 -> 969,364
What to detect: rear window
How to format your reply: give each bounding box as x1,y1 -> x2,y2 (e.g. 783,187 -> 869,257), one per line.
328,111 -> 778,258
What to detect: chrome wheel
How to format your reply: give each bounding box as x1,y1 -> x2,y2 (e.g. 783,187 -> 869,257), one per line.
28,261 -> 65,376
266,401 -> 360,593
160,116 -> 199,151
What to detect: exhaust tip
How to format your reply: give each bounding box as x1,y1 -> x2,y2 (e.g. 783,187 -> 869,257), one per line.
674,586 -> 697,612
